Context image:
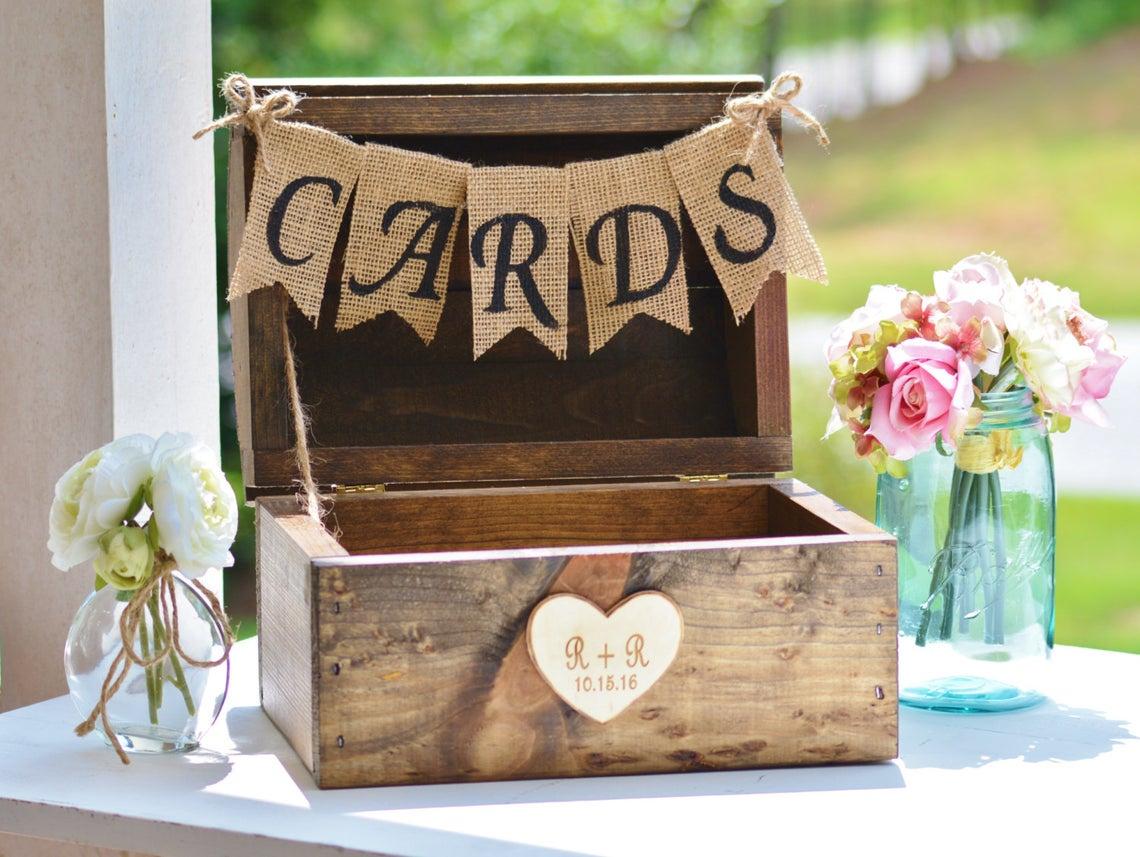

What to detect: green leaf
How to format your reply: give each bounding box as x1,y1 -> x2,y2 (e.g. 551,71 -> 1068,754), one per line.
935,433 -> 954,457
124,483 -> 148,523
94,574 -> 107,592
146,518 -> 161,552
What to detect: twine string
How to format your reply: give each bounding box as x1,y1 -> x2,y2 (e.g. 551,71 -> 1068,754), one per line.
724,70 -> 829,164
280,307 -> 324,522
193,73 -> 300,172
74,551 -> 234,765
955,430 -> 1025,475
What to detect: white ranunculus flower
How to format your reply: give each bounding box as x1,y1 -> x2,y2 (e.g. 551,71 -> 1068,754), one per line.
47,434 -> 155,571
1003,278 -> 1094,411
94,525 -> 154,591
825,284 -> 908,363
150,433 -> 237,579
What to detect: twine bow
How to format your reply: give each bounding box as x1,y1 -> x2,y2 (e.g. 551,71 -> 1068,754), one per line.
955,430 -> 1025,475
724,70 -> 829,164
193,73 -> 300,172
74,550 -> 234,765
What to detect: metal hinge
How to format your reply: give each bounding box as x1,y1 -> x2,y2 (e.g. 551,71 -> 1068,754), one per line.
333,483 -> 387,495
676,473 -> 729,483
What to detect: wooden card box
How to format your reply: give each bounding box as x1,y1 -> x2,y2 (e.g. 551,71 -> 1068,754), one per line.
229,77 -> 898,789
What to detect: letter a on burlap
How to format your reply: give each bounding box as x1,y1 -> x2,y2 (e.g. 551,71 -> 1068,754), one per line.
337,145 -> 470,342
665,120 -> 827,322
467,166 -> 569,360
566,151 -> 690,354
229,121 -> 365,325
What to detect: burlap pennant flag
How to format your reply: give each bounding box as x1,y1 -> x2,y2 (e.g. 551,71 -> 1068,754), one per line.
665,119 -> 828,321
467,166 -> 569,360
229,120 -> 365,325
337,145 -> 470,341
566,151 -> 690,353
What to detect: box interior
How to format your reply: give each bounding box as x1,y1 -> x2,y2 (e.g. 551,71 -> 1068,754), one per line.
284,131 -> 766,450
314,481 -> 845,556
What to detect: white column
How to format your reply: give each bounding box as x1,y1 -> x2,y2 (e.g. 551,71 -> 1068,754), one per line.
0,0 -> 217,711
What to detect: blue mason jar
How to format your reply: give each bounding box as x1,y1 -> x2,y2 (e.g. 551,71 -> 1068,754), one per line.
876,387 -> 1055,712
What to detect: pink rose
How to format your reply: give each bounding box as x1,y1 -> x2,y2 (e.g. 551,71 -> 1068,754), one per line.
1060,306 -> 1125,427
867,339 -> 975,460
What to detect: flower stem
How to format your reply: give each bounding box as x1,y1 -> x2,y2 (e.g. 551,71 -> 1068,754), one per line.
989,361 -> 1021,394
168,650 -> 197,717
146,595 -> 165,709
976,474 -> 995,644
990,471 -> 1007,644
138,613 -> 158,726
915,551 -> 945,647
916,466 -> 961,646
958,475 -> 978,634
940,471 -> 974,641
146,596 -> 197,717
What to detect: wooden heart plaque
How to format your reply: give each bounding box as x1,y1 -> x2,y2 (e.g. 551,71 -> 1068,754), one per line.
526,591 -> 684,723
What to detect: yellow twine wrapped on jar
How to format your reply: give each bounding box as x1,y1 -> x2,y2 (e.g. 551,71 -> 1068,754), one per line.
955,429 -> 1024,474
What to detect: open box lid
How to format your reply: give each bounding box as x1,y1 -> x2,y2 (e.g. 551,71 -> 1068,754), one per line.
228,76 -> 793,496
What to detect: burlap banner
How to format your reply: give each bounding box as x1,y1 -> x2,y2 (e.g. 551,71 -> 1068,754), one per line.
567,151 -> 690,354
666,119 -> 827,321
228,120 -> 364,325
468,166 -> 569,360
337,145 -> 469,342
201,72 -> 829,359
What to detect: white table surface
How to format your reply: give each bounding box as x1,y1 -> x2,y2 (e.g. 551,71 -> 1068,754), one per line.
0,638 -> 1136,857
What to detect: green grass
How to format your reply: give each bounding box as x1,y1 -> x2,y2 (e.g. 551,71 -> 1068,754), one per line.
1055,496 -> 1140,654
784,28 -> 1140,320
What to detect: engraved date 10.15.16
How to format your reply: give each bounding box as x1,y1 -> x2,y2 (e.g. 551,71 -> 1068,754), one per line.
565,633 -> 648,694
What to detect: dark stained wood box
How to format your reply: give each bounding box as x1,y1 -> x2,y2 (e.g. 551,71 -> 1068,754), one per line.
229,76 -> 898,789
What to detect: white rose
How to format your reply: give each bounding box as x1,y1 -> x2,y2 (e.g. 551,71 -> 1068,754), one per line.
1003,278 -> 1094,410
47,434 -> 155,571
150,433 -> 237,579
825,284 -> 908,363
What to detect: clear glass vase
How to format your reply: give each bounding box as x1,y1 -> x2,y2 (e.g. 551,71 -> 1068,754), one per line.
64,571 -> 230,753
877,387 -> 1055,712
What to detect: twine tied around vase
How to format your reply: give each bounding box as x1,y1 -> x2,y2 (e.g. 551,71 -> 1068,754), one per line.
955,430 -> 1025,475
193,73 -> 300,172
74,550 -> 234,765
724,70 -> 829,164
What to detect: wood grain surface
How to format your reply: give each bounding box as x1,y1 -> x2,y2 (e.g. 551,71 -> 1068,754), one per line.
313,537 -> 896,787
256,479 -> 897,789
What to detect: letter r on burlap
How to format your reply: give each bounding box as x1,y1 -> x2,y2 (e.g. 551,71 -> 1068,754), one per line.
467,166 -> 570,360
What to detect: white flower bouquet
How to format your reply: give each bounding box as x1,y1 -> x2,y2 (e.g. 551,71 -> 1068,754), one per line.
49,433 -> 238,760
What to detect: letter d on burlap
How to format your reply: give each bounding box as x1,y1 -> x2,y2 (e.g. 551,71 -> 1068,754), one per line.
567,151 -> 690,354
665,120 -> 827,322
229,121 -> 364,325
